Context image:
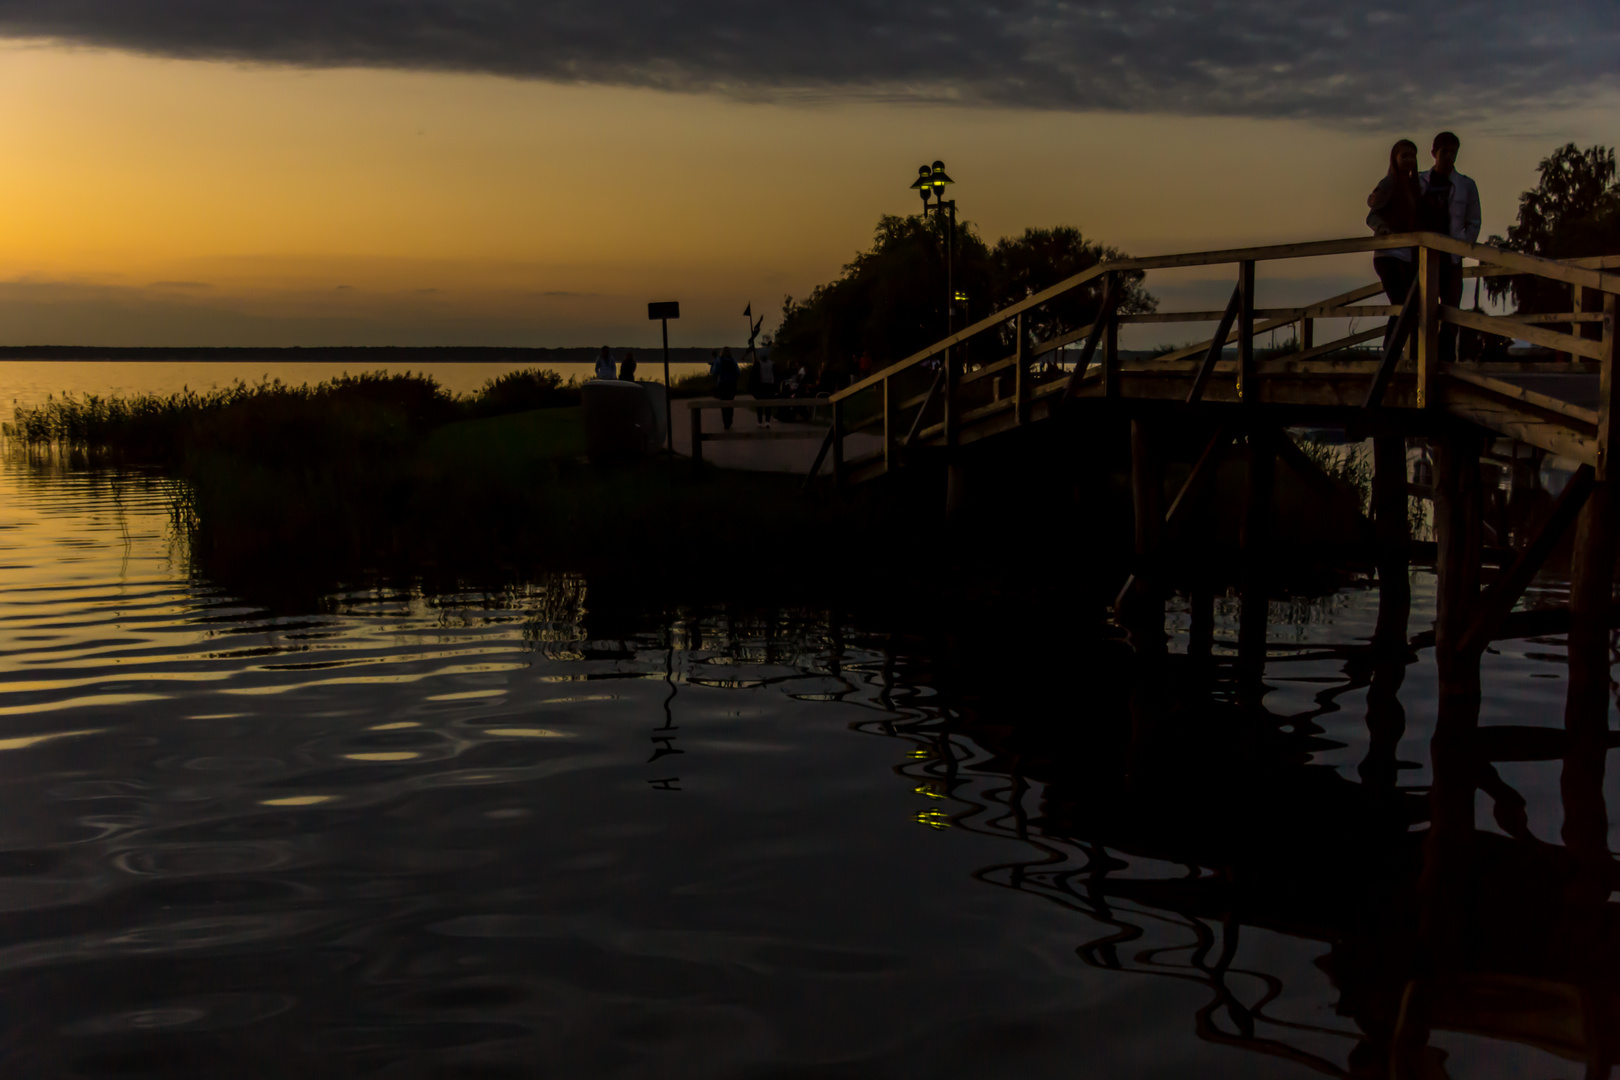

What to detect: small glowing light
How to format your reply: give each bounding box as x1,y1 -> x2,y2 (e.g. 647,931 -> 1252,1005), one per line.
953,290 -> 969,303
913,784 -> 946,800
909,748 -> 932,759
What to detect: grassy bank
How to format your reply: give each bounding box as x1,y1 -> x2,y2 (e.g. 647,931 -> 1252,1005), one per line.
169,401 -> 949,610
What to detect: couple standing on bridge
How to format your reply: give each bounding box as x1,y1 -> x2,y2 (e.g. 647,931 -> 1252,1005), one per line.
1366,131 -> 1483,363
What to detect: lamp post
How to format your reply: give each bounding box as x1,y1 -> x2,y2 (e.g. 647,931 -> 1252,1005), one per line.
909,160 -> 957,339
910,160 -> 969,518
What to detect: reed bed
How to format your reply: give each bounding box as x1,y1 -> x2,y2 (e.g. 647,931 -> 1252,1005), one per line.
8,369 -> 582,462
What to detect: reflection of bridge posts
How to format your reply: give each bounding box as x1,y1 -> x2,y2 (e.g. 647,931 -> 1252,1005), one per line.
1237,429 -> 1275,709
1394,431 -> 1484,1077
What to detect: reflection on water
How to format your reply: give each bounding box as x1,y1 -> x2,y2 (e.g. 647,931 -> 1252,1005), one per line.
0,454 -> 1616,1078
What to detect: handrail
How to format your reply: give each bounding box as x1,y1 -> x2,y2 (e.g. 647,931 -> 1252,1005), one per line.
830,233 -> 1620,405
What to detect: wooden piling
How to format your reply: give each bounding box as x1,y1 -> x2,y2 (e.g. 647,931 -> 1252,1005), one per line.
1372,434 -> 1411,649
1237,429 -> 1274,704
1431,432 -> 1483,698
1127,417 -> 1165,649
1561,477 -> 1618,905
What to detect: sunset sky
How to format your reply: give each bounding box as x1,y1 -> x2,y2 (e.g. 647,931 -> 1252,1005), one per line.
2,2 -> 1617,348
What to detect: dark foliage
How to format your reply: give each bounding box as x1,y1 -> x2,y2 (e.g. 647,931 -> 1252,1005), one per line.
989,226 -> 1156,346
469,368 -> 581,416
1487,144 -> 1620,314
772,216 -> 1155,380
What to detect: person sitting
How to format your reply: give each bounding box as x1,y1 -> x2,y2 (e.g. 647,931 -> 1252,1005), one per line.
617,350 -> 637,381
594,345 -> 615,380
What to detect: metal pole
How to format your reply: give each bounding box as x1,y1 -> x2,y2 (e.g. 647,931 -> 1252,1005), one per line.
661,318 -> 672,456
946,201 -> 956,339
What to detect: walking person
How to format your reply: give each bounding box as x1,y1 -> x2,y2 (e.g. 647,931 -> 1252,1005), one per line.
1419,132 -> 1482,363
755,350 -> 777,426
594,345 -> 615,380
1366,139 -> 1422,351
617,350 -> 637,382
713,346 -> 740,430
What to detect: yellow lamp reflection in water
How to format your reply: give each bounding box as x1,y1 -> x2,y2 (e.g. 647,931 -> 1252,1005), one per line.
915,810 -> 952,830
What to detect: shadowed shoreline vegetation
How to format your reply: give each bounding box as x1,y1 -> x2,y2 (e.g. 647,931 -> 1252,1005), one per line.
6,368 -> 933,607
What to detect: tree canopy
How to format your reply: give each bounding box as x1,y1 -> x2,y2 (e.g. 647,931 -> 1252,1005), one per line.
772,216 -> 1155,376
1488,143 -> 1620,312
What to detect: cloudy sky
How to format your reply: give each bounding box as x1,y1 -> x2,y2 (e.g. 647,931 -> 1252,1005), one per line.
2,1 -> 1617,347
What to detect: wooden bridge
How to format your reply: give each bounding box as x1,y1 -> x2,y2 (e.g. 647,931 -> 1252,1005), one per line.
810,230 -> 1620,712
816,233 -> 1619,487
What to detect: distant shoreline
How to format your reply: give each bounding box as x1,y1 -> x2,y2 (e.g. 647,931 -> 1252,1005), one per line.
0,346 -> 732,363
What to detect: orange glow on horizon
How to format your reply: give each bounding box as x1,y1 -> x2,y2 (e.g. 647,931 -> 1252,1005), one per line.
3,43 -> 1616,347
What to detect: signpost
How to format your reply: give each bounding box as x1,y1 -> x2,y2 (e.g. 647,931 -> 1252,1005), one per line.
647,301 -> 679,456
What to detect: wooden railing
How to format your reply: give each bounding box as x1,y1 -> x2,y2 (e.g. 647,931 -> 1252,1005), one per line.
817,233 -> 1620,486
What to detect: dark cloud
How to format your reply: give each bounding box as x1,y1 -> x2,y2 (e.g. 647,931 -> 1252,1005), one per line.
1,1 -> 1615,123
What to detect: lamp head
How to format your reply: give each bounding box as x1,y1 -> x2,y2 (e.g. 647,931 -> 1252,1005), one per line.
910,164 -> 933,204
929,160 -> 954,194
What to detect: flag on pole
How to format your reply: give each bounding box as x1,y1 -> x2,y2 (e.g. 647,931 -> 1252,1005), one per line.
743,303 -> 752,318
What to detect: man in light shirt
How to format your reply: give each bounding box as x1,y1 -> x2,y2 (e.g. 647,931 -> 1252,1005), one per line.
1420,132 -> 1482,363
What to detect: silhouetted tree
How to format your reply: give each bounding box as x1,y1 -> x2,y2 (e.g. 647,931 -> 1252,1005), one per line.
773,216 -> 1155,376
1487,144 -> 1620,314
990,226 -> 1155,347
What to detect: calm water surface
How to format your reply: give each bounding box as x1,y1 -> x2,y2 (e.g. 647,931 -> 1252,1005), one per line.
0,452 -> 1614,1078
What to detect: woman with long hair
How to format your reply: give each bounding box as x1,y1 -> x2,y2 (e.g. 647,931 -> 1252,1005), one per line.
1367,140 -> 1422,344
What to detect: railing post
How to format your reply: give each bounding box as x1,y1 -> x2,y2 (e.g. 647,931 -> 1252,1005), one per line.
1013,312 -> 1029,424
1597,291 -> 1618,480
1101,271 -> 1123,398
832,398 -> 846,492
1416,245 -> 1443,407
1236,260 -> 1255,402
690,404 -> 703,473
882,377 -> 897,473
1298,316 -> 1313,353
944,347 -> 960,449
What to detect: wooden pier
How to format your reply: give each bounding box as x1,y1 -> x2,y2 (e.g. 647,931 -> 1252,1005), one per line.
821,231 -> 1620,1075
815,232 -> 1620,689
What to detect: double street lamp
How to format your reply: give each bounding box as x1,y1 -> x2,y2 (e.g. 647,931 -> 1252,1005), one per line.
910,160 -> 960,339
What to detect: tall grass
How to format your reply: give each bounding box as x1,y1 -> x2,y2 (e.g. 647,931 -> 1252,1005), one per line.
9,369 -> 581,462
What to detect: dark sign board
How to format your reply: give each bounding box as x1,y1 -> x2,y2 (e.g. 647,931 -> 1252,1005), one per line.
647,301 -> 680,321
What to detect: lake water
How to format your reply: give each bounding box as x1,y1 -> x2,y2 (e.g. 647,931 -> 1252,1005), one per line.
0,372 -> 1616,1076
